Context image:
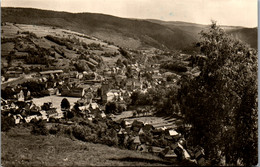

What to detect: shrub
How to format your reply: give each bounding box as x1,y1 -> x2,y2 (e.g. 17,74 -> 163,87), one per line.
49,124 -> 61,135
31,120 -> 49,135
1,116 -> 15,132
118,47 -> 130,59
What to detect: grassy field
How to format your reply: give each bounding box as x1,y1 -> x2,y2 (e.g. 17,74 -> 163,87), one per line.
2,126 -> 173,166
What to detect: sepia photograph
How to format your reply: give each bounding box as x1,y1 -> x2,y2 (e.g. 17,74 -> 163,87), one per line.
1,0 -> 258,166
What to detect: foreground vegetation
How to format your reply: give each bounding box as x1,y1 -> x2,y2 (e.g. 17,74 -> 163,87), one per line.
179,22 -> 258,166
2,126 -> 171,167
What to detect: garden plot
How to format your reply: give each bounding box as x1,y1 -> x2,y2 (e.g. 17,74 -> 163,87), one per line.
113,110 -> 179,129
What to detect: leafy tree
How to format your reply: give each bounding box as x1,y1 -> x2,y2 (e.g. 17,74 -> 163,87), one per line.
130,91 -> 139,105
105,102 -> 117,114
116,58 -> 124,67
61,98 -> 70,110
179,21 -> 257,166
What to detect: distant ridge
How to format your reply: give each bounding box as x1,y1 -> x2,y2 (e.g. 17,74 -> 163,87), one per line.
2,7 -> 257,50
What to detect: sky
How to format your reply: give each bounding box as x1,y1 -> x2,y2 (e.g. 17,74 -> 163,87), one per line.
1,0 -> 258,27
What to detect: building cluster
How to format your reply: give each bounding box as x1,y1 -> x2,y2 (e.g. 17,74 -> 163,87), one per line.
107,119 -> 206,165
1,99 -> 63,124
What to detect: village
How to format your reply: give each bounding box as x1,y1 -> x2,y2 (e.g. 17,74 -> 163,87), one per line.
1,52 -> 207,165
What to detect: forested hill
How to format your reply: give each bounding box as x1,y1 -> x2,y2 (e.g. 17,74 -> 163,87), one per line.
2,7 -> 257,50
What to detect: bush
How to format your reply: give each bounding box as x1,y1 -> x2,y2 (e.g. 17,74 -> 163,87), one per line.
118,47 -> 130,59
1,116 -> 15,132
49,124 -> 61,135
31,120 -> 49,135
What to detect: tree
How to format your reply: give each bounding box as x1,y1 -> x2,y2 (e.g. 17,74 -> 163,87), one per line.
61,98 -> 70,110
179,21 -> 257,166
130,91 -> 139,105
105,102 -> 117,114
116,58 -> 124,67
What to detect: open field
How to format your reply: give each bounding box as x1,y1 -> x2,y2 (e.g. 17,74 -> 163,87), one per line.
32,95 -> 80,111
2,126 -> 172,166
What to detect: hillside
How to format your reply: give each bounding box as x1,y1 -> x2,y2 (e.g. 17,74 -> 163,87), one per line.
2,126 -> 173,166
2,7 -> 257,51
226,28 -> 258,48
1,7 -> 200,50
147,19 -> 257,49
1,22 -> 124,73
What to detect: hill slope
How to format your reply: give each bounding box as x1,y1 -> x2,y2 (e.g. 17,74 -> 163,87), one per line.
147,19 -> 257,49
1,7 -> 198,50
2,126 -> 172,166
1,7 -> 257,50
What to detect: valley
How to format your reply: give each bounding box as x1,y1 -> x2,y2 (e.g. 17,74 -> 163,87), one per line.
1,6 -> 257,167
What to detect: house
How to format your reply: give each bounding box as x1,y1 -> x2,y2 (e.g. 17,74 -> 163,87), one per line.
194,147 -> 205,160
10,102 -> 17,109
101,82 -> 111,99
165,129 -> 181,142
115,75 -> 127,83
61,87 -> 86,97
134,80 -> 142,90
90,102 -> 99,110
84,91 -> 94,104
153,69 -> 160,75
39,110 -> 49,121
24,115 -> 39,123
150,146 -> 164,154
125,120 -> 132,127
143,124 -> 155,133
89,58 -> 99,66
14,89 -> 25,102
152,129 -> 164,137
136,144 -> 149,153
164,149 -> 178,159
103,90 -> 118,103
138,128 -> 145,135
6,70 -> 24,78
77,73 -> 84,79
46,109 -> 58,118
100,111 -> 106,118
131,120 -> 144,133
47,88 -> 56,95
197,157 -> 206,165
40,70 -> 63,75
167,129 -> 179,136
160,147 -> 177,159
126,79 -> 134,91
133,136 -> 141,149
77,97 -> 91,106
170,143 -> 184,159
118,128 -> 127,135
13,114 -> 23,124
152,75 -> 163,81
